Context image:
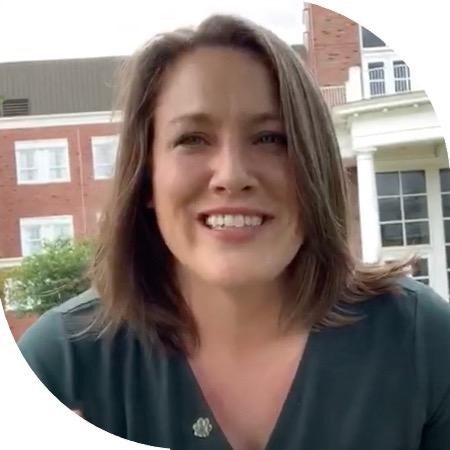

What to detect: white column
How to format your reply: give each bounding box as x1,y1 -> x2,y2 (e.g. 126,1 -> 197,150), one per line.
356,147 -> 382,263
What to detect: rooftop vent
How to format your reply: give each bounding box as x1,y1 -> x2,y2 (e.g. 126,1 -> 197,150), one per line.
1,98 -> 30,116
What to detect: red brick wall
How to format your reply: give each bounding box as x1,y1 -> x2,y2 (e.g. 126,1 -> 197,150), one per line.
0,122 -> 119,258
304,3 -> 361,86
5,311 -> 38,341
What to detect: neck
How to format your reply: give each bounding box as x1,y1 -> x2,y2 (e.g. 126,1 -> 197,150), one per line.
177,269 -> 297,357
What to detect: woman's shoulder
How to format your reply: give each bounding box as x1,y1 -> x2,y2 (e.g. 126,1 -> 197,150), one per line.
19,288 -> 101,349
360,276 -> 450,331
17,289 -> 137,408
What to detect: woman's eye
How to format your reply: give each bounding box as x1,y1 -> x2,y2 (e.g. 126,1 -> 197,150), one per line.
175,134 -> 207,147
255,132 -> 287,146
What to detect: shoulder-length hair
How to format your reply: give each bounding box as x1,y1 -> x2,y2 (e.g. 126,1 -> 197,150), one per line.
90,14 -> 411,354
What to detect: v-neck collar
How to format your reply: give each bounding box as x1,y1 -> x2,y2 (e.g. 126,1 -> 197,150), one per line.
177,330 -> 318,450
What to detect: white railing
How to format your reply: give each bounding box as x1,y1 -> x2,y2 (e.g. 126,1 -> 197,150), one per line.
320,85 -> 347,108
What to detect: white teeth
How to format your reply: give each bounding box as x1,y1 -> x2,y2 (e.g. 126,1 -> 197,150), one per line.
224,215 -> 234,227
204,214 -> 264,229
251,216 -> 262,226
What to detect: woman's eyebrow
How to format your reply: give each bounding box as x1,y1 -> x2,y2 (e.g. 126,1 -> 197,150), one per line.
168,112 -> 213,126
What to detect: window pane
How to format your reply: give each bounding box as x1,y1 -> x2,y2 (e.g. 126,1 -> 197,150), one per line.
96,164 -> 114,179
379,197 -> 402,221
444,220 -> 450,243
442,194 -> 450,218
96,144 -> 114,165
28,240 -> 42,255
18,149 -> 36,169
401,171 -> 426,194
393,61 -> 409,77
27,225 -> 41,240
368,62 -> 385,96
395,79 -> 411,93
49,148 -> 65,166
446,246 -> 450,268
403,196 -> 428,220
381,223 -> 403,247
376,172 -> 399,196
393,61 -> 411,93
49,167 -> 67,180
21,168 -> 38,181
54,224 -> 72,239
405,221 -> 429,245
440,169 -> 450,192
413,258 -> 429,277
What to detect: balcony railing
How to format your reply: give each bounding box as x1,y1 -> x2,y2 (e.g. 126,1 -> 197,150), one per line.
320,85 -> 347,108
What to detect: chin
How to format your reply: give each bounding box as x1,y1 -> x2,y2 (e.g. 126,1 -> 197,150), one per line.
200,265 -> 282,289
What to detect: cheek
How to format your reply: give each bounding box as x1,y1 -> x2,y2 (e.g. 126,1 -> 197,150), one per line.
151,157 -> 206,231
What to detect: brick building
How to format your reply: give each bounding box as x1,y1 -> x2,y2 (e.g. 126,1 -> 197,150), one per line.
0,57 -> 122,264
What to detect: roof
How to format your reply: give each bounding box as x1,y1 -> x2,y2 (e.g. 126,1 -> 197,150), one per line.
0,45 -> 306,117
0,56 -> 125,116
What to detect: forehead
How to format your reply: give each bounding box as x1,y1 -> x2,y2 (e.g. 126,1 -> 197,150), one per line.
154,46 -> 280,125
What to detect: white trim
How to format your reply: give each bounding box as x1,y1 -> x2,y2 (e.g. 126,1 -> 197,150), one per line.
0,111 -> 121,130
0,257 -> 22,269
333,90 -> 429,116
19,215 -> 74,257
14,138 -> 71,184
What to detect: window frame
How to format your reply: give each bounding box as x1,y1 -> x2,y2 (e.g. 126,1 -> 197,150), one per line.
376,170 -> 431,248
19,215 -> 74,257
361,49 -> 413,98
91,135 -> 119,180
15,139 -> 70,185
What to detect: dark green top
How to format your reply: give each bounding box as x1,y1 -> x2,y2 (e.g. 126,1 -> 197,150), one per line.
18,277 -> 450,450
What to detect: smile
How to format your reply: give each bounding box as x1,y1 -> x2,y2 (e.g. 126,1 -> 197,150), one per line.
203,214 -> 265,229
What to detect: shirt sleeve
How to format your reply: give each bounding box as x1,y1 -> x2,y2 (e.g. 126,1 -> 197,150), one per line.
18,309 -> 80,410
416,283 -> 450,450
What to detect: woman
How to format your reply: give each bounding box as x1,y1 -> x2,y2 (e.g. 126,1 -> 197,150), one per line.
18,14 -> 450,450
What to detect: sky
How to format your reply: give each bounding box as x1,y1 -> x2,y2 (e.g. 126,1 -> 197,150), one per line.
0,0 -> 304,63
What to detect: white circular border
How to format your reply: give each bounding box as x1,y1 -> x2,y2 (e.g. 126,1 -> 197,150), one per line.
0,1 -> 448,449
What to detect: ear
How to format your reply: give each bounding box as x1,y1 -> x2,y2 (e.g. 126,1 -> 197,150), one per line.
146,198 -> 154,208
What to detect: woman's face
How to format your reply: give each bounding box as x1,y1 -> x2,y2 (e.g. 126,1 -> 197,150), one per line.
151,47 -> 303,288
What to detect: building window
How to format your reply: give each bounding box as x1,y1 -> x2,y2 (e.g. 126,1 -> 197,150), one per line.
393,60 -> 411,93
411,258 -> 430,286
92,136 -> 118,179
365,58 -> 412,98
20,216 -> 74,257
440,169 -> 450,295
376,171 -> 430,247
15,139 -> 70,184
368,62 -> 386,96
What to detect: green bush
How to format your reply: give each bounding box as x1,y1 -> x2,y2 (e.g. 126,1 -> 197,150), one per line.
8,239 -> 94,314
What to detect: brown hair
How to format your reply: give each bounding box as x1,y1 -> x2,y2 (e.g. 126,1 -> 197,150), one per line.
90,14 -> 411,353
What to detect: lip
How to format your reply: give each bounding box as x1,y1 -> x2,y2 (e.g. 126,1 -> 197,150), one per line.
196,206 -> 275,244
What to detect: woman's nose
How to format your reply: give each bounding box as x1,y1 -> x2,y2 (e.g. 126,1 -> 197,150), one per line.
208,143 -> 257,194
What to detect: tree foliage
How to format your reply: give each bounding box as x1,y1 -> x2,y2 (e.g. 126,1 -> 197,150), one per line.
7,239 -> 94,314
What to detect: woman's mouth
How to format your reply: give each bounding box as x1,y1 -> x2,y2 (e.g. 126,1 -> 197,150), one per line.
201,214 -> 267,229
